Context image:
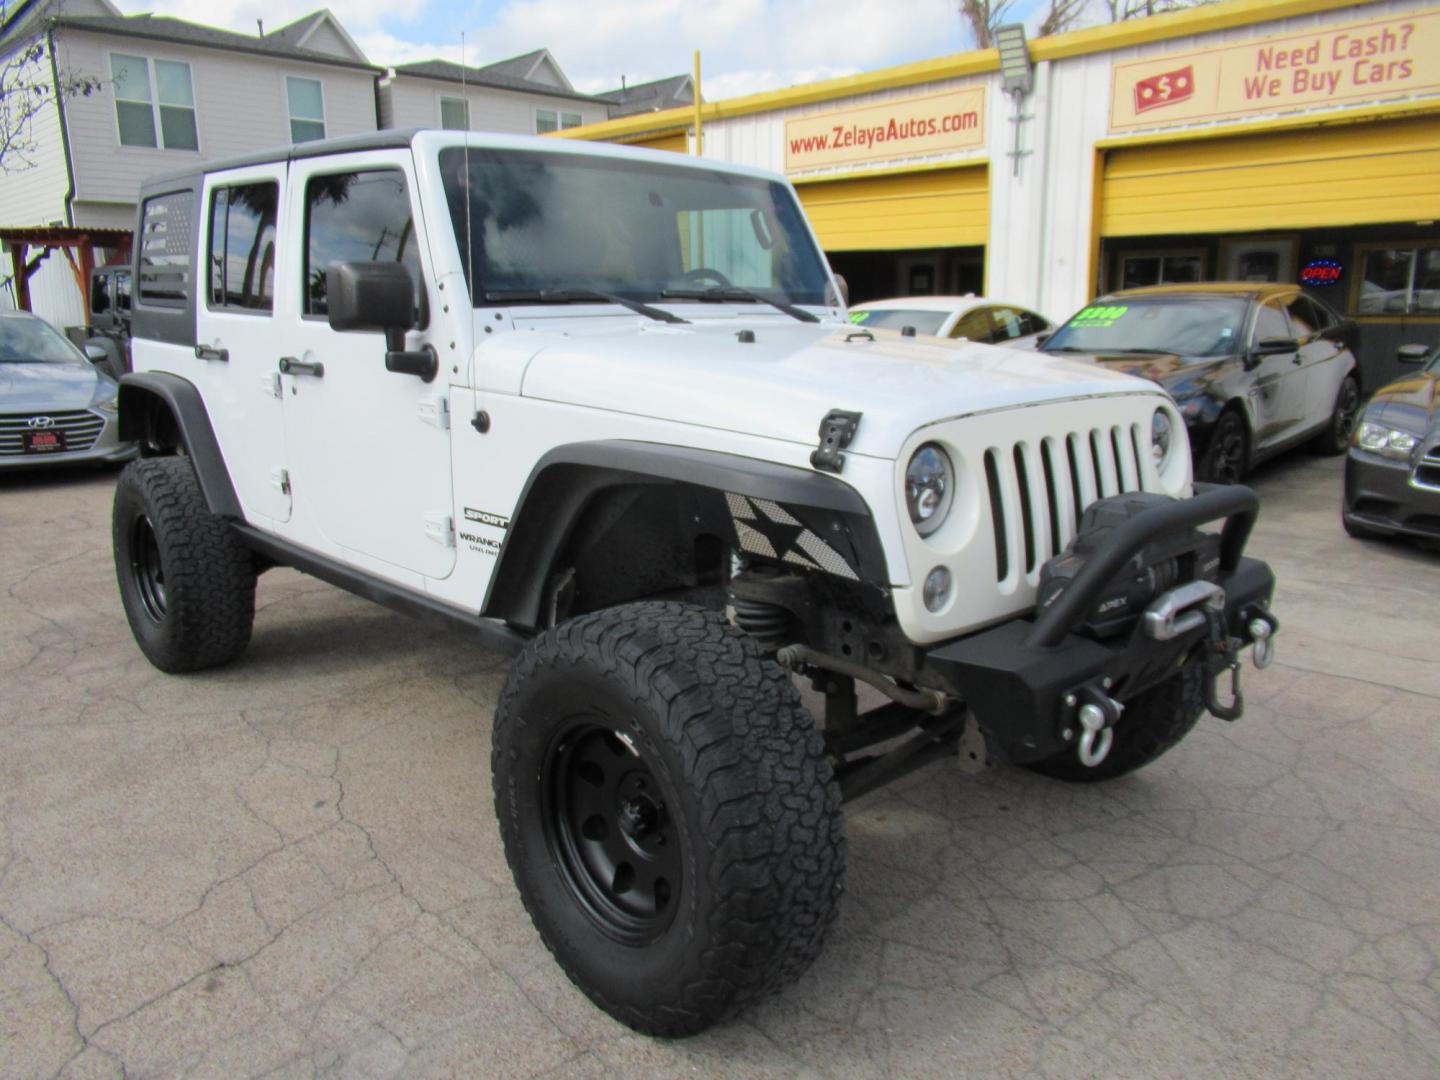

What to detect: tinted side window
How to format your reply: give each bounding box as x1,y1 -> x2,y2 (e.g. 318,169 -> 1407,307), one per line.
1285,295 -> 1320,340
950,308 -> 992,341
137,191 -> 194,307
304,169 -> 421,316
1019,310 -> 1049,336
989,306 -> 1036,342
1251,300 -> 1290,347
91,275 -> 110,315
116,272 -> 132,311
208,182 -> 278,312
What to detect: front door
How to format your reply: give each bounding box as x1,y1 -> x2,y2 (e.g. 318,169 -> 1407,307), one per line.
1245,296 -> 1308,449
278,152 -> 456,582
194,165 -> 291,523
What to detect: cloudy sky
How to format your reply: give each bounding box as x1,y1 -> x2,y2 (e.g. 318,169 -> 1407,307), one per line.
126,0 -> 1058,99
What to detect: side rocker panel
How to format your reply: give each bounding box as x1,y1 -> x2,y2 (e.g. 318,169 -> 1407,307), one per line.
118,372 -> 243,520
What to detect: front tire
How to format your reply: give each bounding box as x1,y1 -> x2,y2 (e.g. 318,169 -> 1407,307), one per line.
1310,373 -> 1361,455
1196,410 -> 1248,485
1024,660 -> 1205,783
113,456 -> 256,673
493,601 -> 844,1036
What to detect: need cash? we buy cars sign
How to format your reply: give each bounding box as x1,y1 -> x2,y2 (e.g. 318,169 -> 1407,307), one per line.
1109,8 -> 1440,132
785,87 -> 986,173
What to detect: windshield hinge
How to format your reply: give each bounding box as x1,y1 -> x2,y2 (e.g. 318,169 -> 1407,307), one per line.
811,409 -> 862,474
424,512 -> 455,547
418,396 -> 449,430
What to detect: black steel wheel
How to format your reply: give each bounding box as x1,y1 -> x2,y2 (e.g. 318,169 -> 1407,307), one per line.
1197,410 -> 1248,485
113,457 -> 256,673
1311,373 -> 1361,455
543,720 -> 682,945
493,601 -> 844,1037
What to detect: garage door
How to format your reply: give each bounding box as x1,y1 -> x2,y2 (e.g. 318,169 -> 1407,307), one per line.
620,130 -> 688,154
1102,115 -> 1440,237
796,165 -> 989,251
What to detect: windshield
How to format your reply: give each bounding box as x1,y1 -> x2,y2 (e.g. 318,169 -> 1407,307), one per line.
0,317 -> 87,364
849,309 -> 949,335
1043,297 -> 1248,358
439,147 -> 832,307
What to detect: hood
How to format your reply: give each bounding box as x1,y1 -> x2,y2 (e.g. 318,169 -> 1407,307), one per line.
1365,369 -> 1440,435
0,361 -> 107,413
502,320 -> 1166,459
1047,350 -> 1231,404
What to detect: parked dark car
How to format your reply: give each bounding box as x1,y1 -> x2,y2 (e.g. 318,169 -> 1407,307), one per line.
0,310 -> 135,470
85,263 -> 133,378
1040,283 -> 1361,483
1343,343 -> 1440,544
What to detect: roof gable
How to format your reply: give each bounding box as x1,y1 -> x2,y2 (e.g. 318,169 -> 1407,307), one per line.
265,8 -> 368,64
390,58 -> 595,103
478,47 -> 574,92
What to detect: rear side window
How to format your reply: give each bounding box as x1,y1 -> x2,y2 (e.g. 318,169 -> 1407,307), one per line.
116,271 -> 131,311
1287,294 -> 1328,337
950,308 -> 992,342
208,181 -> 278,313
90,274 -> 111,315
303,169 -> 421,317
137,191 -> 194,307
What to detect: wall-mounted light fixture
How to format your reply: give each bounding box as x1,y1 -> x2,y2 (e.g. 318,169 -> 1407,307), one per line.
994,23 -> 1033,96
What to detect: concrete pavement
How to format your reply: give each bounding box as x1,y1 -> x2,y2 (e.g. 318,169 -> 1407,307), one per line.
2,454 -> 1438,1078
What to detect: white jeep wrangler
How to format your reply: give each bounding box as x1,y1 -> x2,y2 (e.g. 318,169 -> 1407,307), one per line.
114,130 -> 1278,1036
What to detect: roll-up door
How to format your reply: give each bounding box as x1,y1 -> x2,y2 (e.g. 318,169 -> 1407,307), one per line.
796,165 -> 989,251
1101,115 -> 1440,237
620,130 -> 688,154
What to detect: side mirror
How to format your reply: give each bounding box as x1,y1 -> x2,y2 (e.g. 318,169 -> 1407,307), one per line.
1035,332 -> 1052,348
83,343 -> 108,364
1398,343 -> 1431,364
326,261 -> 437,382
1251,336 -> 1299,357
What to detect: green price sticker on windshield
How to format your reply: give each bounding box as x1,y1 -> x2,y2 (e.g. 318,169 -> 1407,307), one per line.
1071,304 -> 1128,328
848,311 -> 871,324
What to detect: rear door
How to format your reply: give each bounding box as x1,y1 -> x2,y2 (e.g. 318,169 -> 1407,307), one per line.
194,165 -> 291,523
1246,297 -> 1309,450
276,150 -> 456,582
1287,293 -> 1348,427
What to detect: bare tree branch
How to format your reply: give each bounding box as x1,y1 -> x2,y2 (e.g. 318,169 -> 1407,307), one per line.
957,0 -> 1019,48
0,34 -> 102,174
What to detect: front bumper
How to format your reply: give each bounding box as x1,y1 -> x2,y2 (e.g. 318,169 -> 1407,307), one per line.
919,484 -> 1276,764
1343,448 -> 1440,539
0,409 -> 135,471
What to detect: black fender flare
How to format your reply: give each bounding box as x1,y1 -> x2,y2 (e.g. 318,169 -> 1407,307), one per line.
481,440 -> 887,628
118,372 -> 243,519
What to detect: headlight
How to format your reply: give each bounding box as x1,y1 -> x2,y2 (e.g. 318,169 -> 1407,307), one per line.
1151,409 -> 1174,468
1356,420 -> 1418,460
906,443 -> 954,537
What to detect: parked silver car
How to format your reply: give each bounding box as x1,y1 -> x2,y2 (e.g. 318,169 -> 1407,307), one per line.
0,311 -> 135,470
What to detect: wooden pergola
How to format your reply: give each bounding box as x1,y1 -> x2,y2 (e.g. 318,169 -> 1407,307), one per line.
1,226 -> 132,314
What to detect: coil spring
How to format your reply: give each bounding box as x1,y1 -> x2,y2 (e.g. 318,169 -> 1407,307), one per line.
731,597 -> 794,651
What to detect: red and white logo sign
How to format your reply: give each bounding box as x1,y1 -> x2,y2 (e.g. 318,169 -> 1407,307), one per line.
1133,65 -> 1196,113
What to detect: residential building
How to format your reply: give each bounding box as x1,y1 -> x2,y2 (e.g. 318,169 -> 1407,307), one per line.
376,49 -> 609,136
593,74 -> 694,118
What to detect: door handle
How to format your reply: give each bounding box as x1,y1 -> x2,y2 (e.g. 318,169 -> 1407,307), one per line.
279,357 -> 324,378
194,344 -> 228,362
1292,355 -> 1303,365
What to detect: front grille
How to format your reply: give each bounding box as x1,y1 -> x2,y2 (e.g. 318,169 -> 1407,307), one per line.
1412,448 -> 1440,492
0,409 -> 106,456
984,423 -> 1150,583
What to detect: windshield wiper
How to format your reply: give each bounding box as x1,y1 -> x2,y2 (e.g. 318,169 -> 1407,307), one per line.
1043,345 -> 1094,353
485,289 -> 688,325
660,286 -> 820,324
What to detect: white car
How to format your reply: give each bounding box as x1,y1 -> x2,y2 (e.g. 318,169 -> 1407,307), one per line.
113,130 -> 1277,1038
848,294 -> 1052,347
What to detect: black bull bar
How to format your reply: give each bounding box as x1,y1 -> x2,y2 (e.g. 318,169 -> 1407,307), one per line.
922,484 -> 1277,764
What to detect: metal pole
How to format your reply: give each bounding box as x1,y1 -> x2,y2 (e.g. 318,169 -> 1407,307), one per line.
692,50 -> 702,157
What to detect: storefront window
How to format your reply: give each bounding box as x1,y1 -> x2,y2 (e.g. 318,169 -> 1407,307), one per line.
1357,245 -> 1440,315
1118,252 -> 1203,289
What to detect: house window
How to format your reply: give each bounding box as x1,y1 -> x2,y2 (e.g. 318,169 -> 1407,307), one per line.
1356,244 -> 1440,316
208,182 -> 279,312
440,96 -> 469,130
286,77 -> 326,143
111,53 -> 198,150
535,109 -> 584,134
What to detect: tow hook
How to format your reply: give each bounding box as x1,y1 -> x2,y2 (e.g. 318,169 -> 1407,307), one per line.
1249,617 -> 1276,669
1066,683 -> 1124,768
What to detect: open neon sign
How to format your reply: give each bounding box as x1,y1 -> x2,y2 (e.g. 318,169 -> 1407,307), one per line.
1301,259 -> 1343,286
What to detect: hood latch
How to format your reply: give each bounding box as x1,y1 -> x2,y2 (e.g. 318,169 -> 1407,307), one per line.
811,409 -> 862,473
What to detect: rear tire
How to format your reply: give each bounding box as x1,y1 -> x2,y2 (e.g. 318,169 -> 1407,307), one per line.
1195,410 -> 1248,485
493,601 -> 844,1036
113,456 -> 256,673
1310,373 -> 1361,455
1024,660 -> 1205,783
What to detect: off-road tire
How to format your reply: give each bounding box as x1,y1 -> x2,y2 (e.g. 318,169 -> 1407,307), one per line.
1310,373 -> 1361,455
113,456 -> 256,673
1196,410 -> 1248,485
1024,660 -> 1205,783
492,601 -> 844,1037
